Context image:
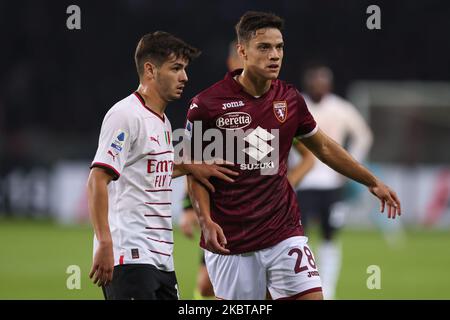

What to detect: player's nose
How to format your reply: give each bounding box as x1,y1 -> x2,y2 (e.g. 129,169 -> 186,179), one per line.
179,70 -> 188,82
269,48 -> 281,60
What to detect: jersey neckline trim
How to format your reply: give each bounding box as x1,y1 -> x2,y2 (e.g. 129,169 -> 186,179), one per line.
133,92 -> 166,123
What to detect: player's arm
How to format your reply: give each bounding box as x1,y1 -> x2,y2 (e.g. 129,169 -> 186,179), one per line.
183,96 -> 230,253
187,175 -> 230,254
172,164 -> 189,178
179,193 -> 199,239
301,129 -> 401,218
174,96 -> 239,190
87,167 -> 115,286
287,139 -> 315,187
173,163 -> 238,192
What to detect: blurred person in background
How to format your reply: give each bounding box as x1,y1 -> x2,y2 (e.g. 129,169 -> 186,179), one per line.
288,64 -> 373,299
226,39 -> 243,72
87,31 -> 237,300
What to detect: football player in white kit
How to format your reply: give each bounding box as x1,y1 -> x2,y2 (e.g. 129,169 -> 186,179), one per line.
289,64 -> 373,299
87,31 -> 237,300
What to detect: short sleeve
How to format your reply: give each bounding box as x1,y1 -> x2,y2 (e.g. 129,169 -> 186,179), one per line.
185,97 -> 210,136
184,97 -> 210,162
294,90 -> 318,139
90,110 -> 134,180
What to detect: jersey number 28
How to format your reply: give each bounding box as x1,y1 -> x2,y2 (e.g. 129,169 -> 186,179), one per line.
288,246 -> 317,273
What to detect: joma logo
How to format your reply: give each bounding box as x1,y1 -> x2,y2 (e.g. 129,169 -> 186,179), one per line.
222,101 -> 245,110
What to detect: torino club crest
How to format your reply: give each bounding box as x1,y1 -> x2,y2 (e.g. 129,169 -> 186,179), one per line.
273,101 -> 287,123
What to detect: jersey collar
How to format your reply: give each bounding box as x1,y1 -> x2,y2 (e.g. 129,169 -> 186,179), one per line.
226,69 -> 245,94
134,91 -> 165,123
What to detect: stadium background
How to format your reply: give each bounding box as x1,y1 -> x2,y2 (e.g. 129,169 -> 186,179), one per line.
1,0 -> 449,299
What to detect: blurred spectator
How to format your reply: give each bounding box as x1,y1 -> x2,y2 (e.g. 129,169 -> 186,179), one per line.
289,64 -> 373,299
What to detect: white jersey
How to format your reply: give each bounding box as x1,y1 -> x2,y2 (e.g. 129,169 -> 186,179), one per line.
91,92 -> 175,271
289,93 -> 373,190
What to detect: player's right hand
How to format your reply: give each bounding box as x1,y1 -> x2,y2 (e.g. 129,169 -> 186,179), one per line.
185,162 -> 239,193
89,241 -> 114,287
369,181 -> 402,219
201,219 -> 230,255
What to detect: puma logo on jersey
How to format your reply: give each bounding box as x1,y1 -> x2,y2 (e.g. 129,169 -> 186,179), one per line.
150,136 -> 160,146
107,150 -> 116,161
222,100 -> 245,110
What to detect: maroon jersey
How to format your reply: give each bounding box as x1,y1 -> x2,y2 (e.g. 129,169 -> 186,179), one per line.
186,69 -> 317,254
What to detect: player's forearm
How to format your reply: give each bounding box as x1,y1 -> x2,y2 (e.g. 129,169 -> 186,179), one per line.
319,139 -> 377,187
87,173 -> 112,244
304,131 -> 378,188
288,143 -> 315,187
172,163 -> 188,178
187,175 -> 212,226
288,161 -> 313,187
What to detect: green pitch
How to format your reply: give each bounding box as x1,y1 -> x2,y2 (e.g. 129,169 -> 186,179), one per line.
0,218 -> 449,299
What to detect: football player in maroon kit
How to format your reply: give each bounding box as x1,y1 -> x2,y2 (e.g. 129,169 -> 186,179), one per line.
186,11 -> 401,300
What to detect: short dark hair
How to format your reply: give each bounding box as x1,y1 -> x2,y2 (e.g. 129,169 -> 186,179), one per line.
134,31 -> 201,76
235,11 -> 284,44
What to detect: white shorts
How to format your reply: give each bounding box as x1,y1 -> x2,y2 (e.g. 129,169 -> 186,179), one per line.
204,236 -> 322,300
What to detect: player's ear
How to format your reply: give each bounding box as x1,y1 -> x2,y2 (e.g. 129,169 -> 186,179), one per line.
143,61 -> 157,80
237,43 -> 247,60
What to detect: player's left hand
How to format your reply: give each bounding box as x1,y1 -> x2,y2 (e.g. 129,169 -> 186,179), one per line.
185,162 -> 239,193
200,219 -> 230,255
368,181 -> 402,219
